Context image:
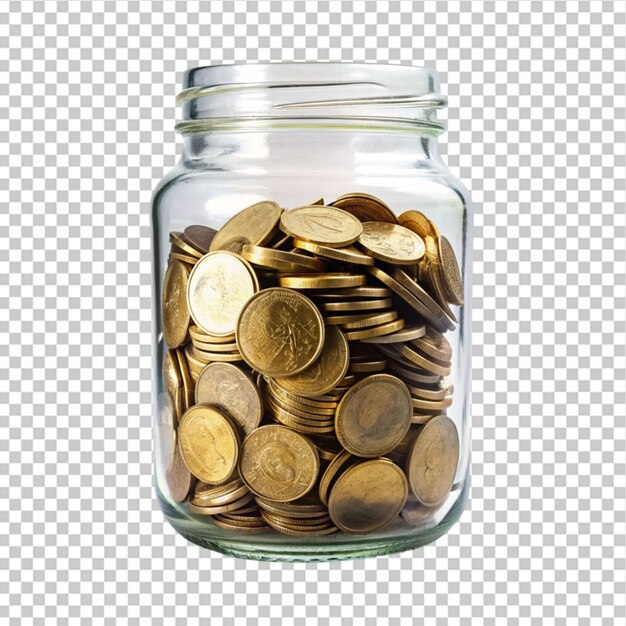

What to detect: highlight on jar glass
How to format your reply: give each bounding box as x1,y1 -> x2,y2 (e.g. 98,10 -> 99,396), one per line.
151,62 -> 472,561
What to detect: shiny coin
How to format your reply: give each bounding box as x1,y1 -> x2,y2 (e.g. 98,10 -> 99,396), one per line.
335,373 -> 412,457
398,210 -> 434,239
162,350 -> 184,425
342,318 -> 405,341
191,338 -> 239,352
318,298 -> 392,312
406,415 -> 459,507
187,251 -> 258,337
183,225 -> 218,254
421,239 -> 458,321
170,231 -> 204,259
292,239 -> 374,266
162,260 -> 190,348
209,201 -> 282,253
187,491 -> 255,515
340,310 -> 398,330
188,325 -> 234,344
391,343 -> 451,376
169,252 -> 199,265
191,481 -> 250,507
412,328 -> 453,362
278,273 -> 367,289
361,323 -> 426,344
183,344 -> 207,381
190,346 -> 243,363
178,405 -> 240,485
175,347 -> 195,413
331,192 -> 398,223
239,424 -> 320,502
273,325 -> 349,398
236,287 -> 325,377
438,235 -> 464,306
328,458 -> 408,534
312,286 -> 392,299
195,362 -> 263,435
242,244 -> 327,273
280,206 -> 363,247
357,222 -> 425,265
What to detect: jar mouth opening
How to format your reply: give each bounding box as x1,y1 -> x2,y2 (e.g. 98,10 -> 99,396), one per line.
177,62 -> 446,135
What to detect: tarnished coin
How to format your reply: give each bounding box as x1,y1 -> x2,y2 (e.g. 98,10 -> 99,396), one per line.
169,231 -> 204,259
175,347 -> 195,413
183,225 -> 218,254
239,424 -> 320,502
401,494 -> 439,526
391,343 -> 451,376
398,210 -> 434,239
162,349 -> 184,425
438,236 -> 464,305
412,327 -> 453,362
195,362 -> 263,435
328,458 -> 408,534
357,221 -> 425,265
292,239 -> 375,266
166,438 -> 195,503
280,206 -> 363,247
162,260 -> 190,348
209,201 -> 282,253
178,405 -> 240,485
405,415 -> 459,506
187,251 -> 258,337
335,373 -> 412,457
331,192 -> 398,223
236,287 -> 325,377
274,326 -> 350,398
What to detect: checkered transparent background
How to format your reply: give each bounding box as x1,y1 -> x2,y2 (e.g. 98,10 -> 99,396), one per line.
1,1 -> 625,624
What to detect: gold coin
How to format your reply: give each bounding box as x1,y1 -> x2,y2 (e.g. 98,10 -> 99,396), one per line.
357,222 -> 425,265
190,346 -> 243,363
187,251 -> 259,337
260,512 -> 338,536
191,338 -> 239,352
261,511 -> 332,531
349,359 -> 387,373
209,201 -> 282,253
188,325 -> 235,344
312,286 -> 392,299
318,298 -> 392,312
267,382 -> 338,409
409,380 -> 453,401
401,494 -> 439,526
211,517 -> 270,532
335,373 -> 412,457
162,350 -> 184,425
412,396 -> 453,411
175,347 -> 195,413
342,317 -> 405,341
195,362 -> 263,435
340,310 -> 398,330
398,210 -> 434,239
367,265 -> 449,333
438,235 -> 464,306
405,415 -> 459,506
278,273 -> 367,290
178,405 -> 240,485
191,482 -> 250,507
165,438 -> 195,503
328,458 -> 408,534
318,450 -> 357,506
411,413 -> 440,425
273,325 -> 349,398
385,359 -> 441,385
183,225 -> 218,254
184,343 -> 209,381
169,231 -> 204,259
291,239 -> 374,266
212,514 -> 267,528
331,192 -> 398,223
391,343 -> 451,376
162,260 -> 190,348
412,327 -> 453,362
236,287 -> 325,377
241,244 -> 327,273
187,492 -> 255,515
361,323 -> 426,344
256,491 -> 327,515
239,424 -> 320,502
279,206 -> 363,247
168,252 -> 199,265
421,242 -> 458,322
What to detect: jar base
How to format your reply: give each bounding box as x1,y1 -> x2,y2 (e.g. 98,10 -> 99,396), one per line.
162,472 -> 470,562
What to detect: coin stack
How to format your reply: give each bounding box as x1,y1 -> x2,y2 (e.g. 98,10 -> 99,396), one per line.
160,193 -> 463,536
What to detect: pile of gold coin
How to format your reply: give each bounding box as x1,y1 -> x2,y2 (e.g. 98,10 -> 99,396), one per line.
160,194 -> 463,536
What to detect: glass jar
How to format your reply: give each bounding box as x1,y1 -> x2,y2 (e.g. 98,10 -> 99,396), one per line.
151,62 -> 472,561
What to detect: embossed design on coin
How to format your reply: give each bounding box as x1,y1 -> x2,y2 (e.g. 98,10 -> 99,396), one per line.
239,425 -> 319,502
405,415 -> 459,506
280,206 -> 363,247
195,362 -> 263,435
209,201 -> 282,253
328,458 -> 408,534
335,373 -> 412,457
187,251 -> 258,337
178,405 -> 240,485
162,260 -> 190,348
236,287 -> 324,377
357,222 -> 425,265
331,192 -> 398,223
274,326 -> 349,398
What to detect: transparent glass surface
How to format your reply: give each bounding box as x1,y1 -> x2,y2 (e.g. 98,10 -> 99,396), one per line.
151,63 -> 472,561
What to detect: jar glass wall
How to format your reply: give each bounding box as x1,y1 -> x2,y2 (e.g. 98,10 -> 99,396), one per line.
151,63 -> 472,561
